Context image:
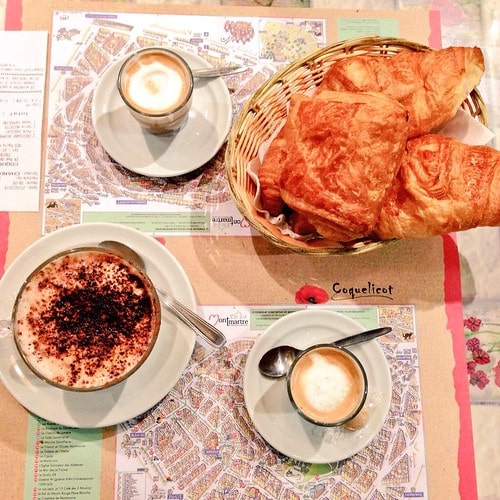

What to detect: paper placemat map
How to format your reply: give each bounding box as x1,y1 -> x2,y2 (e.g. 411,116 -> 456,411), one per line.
43,11 -> 326,235
115,304 -> 428,499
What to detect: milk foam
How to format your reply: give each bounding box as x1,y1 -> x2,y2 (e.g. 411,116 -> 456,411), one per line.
290,346 -> 365,424
14,250 -> 159,390
127,60 -> 185,113
302,353 -> 352,412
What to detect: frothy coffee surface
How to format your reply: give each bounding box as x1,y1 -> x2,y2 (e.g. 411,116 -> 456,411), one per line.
122,52 -> 189,114
290,347 -> 364,424
14,249 -> 160,390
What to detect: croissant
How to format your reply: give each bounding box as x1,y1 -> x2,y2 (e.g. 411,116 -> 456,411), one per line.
319,46 -> 484,138
289,210 -> 317,235
276,91 -> 409,241
374,134 -> 500,239
258,130 -> 288,216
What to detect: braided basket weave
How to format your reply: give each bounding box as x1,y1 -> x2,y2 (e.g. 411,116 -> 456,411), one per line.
225,36 -> 487,255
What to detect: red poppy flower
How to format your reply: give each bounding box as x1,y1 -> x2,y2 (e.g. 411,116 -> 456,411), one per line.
295,285 -> 330,304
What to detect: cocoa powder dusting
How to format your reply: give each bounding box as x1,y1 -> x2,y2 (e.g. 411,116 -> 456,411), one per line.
16,250 -> 158,388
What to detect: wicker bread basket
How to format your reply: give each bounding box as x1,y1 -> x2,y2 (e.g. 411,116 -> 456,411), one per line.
225,36 -> 487,256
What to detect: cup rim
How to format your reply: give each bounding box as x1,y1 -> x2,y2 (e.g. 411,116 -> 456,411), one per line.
117,46 -> 194,118
287,343 -> 368,427
11,246 -> 162,392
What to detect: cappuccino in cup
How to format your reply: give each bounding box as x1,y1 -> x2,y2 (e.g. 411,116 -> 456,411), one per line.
117,47 -> 194,135
13,248 -> 161,391
287,344 -> 367,426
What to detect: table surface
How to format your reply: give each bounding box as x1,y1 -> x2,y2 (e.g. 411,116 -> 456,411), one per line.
1,0 -> 498,499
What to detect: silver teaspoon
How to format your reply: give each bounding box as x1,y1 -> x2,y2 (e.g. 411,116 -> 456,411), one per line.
258,326 -> 392,378
192,65 -> 247,78
99,240 -> 226,348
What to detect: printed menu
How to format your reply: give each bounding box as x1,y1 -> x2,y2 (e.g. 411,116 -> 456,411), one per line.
0,31 -> 47,212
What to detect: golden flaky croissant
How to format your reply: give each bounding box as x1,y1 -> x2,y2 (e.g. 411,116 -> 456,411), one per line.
374,135 -> 500,239
319,47 -> 484,138
257,130 -> 287,216
263,90 -> 409,241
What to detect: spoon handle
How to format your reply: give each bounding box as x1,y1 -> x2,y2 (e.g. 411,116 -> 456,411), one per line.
333,326 -> 392,348
156,288 -> 226,348
192,65 -> 246,78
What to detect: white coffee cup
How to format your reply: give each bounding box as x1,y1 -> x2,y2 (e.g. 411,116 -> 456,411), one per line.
287,344 -> 368,426
117,47 -> 194,135
12,247 -> 161,391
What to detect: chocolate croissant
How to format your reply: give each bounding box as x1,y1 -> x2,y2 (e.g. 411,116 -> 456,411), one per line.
274,91 -> 409,241
319,47 -> 484,138
374,134 -> 500,239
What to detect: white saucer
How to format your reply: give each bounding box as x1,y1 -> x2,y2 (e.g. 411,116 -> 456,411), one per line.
0,223 -> 196,428
243,309 -> 392,463
91,49 -> 233,177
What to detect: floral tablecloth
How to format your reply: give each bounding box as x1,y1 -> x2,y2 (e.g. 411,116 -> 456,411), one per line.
459,227 -> 500,402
